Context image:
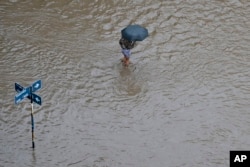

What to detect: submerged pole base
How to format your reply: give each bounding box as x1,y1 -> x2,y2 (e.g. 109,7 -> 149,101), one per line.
32,141 -> 35,149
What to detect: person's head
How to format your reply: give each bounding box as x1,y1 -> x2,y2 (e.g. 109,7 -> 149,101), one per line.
119,38 -> 136,49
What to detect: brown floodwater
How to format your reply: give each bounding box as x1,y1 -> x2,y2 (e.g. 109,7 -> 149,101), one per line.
0,0 -> 250,167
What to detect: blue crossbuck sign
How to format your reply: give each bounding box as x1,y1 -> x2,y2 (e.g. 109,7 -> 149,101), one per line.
14,80 -> 42,149
15,80 -> 42,105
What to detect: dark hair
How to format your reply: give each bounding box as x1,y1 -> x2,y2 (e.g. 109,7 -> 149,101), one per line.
119,38 -> 136,49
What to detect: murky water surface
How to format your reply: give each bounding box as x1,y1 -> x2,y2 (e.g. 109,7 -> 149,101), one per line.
1,0 -> 250,166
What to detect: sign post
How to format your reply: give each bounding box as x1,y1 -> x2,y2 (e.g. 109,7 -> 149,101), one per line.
30,86 -> 35,149
14,80 -> 42,149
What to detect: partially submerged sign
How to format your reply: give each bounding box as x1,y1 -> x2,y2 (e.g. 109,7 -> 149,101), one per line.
15,80 -> 42,105
14,80 -> 42,149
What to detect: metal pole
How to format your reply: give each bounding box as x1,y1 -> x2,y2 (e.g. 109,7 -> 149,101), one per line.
30,87 -> 35,149
31,103 -> 35,149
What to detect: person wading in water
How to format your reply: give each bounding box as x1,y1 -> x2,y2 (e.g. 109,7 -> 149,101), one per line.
119,38 -> 136,67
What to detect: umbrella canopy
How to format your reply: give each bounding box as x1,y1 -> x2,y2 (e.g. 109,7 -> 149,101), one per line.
121,25 -> 148,41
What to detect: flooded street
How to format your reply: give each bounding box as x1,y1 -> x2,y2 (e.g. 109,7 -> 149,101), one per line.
1,0 -> 250,166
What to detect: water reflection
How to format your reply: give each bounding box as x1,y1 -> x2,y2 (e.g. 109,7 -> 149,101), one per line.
115,63 -> 141,96
31,150 -> 36,167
